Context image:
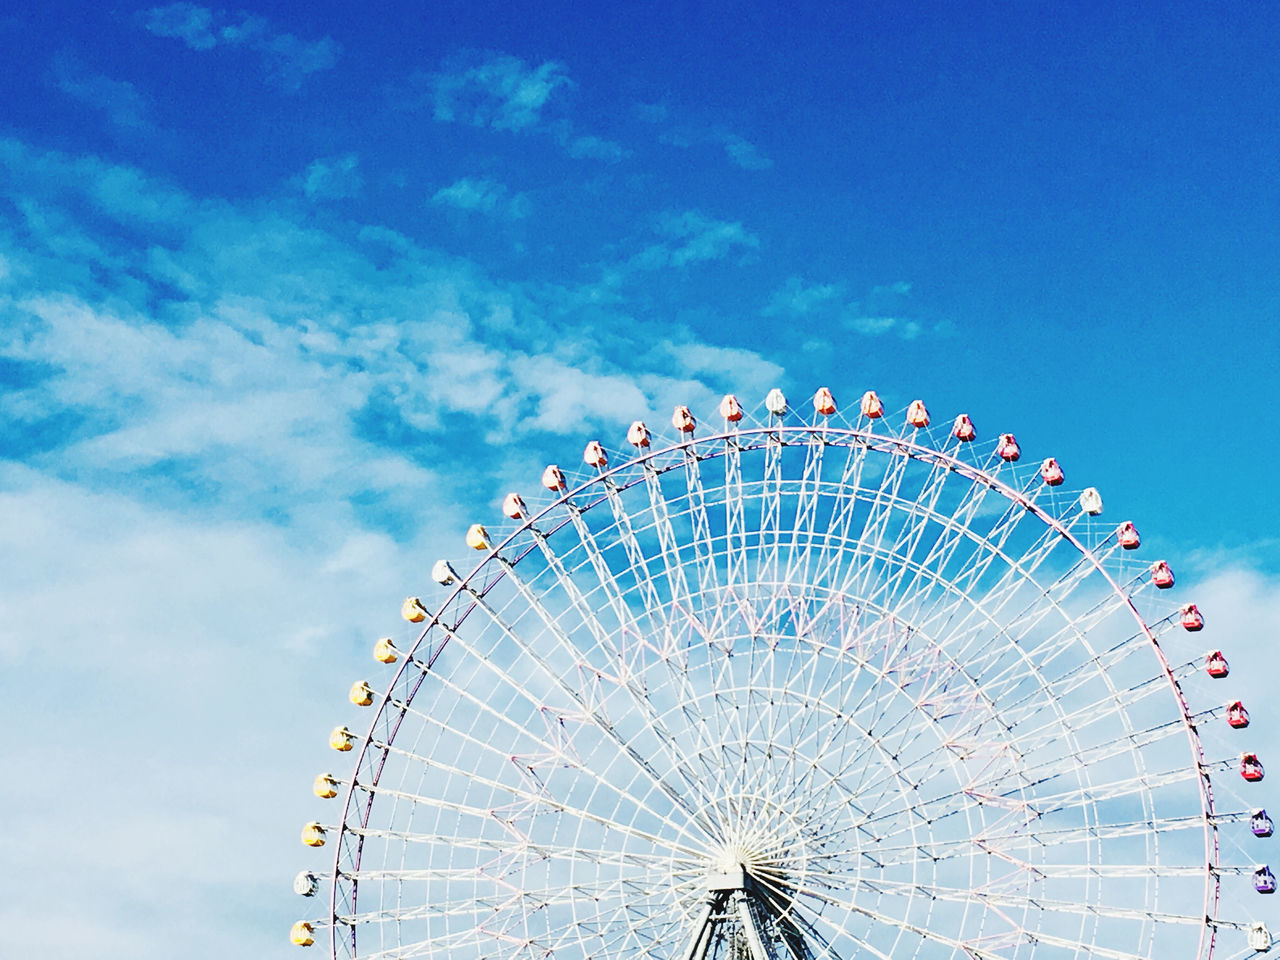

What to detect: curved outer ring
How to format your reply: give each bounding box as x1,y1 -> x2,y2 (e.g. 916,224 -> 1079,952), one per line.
327,423 -> 1220,960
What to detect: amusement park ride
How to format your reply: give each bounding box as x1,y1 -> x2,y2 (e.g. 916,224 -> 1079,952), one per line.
289,387 -> 1276,960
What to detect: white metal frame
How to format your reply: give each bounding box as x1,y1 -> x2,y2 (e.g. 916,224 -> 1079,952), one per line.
296,398 -> 1274,960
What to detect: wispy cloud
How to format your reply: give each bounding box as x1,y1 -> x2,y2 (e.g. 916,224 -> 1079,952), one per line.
638,210 -> 761,269
763,276 -> 932,339
763,276 -> 846,317
415,52 -> 628,162
299,154 -> 363,200
432,177 -> 529,219
51,53 -> 151,132
653,113 -> 773,171
142,3 -> 339,89
565,133 -> 629,163
143,1 -> 218,48
715,130 -> 773,170
0,139 -> 778,525
845,281 -> 923,338
429,53 -> 570,131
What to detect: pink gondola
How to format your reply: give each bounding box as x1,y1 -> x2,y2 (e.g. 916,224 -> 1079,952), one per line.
1151,561 -> 1175,589
952,414 -> 976,441
1039,458 -> 1065,486
997,433 -> 1021,462
1116,521 -> 1141,550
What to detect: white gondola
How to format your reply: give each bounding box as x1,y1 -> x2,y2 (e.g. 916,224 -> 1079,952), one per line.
1079,486 -> 1104,515
764,387 -> 787,416
293,870 -> 319,897
501,492 -> 527,518
1249,921 -> 1274,951
626,420 -> 651,447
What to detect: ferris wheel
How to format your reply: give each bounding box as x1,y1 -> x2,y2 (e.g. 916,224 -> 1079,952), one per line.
291,386 -> 1276,960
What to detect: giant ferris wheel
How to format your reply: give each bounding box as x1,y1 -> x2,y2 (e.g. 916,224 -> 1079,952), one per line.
291,387 -> 1276,960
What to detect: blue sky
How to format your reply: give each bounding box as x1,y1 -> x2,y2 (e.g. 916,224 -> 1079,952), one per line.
2,2 -> 1279,957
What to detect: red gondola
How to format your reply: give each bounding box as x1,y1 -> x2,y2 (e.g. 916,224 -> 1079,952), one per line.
1243,754 -> 1266,782
1181,604 -> 1204,631
1151,561 -> 1175,589
1228,701 -> 1251,729
1206,651 -> 1230,678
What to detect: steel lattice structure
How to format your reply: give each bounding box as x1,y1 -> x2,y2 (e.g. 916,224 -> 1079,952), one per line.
292,388 -> 1276,960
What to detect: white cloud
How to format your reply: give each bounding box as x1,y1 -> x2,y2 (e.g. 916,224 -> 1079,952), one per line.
508,354 -> 649,432
431,177 -> 530,219
430,54 -> 571,131
0,140 -> 783,514
299,153 -> 363,200
142,3 -> 339,89
664,342 -> 785,388
848,314 -> 922,338
0,467 -> 433,958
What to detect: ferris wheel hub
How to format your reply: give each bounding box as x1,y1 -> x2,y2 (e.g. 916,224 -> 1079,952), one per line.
705,832 -> 790,892
706,863 -> 747,892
